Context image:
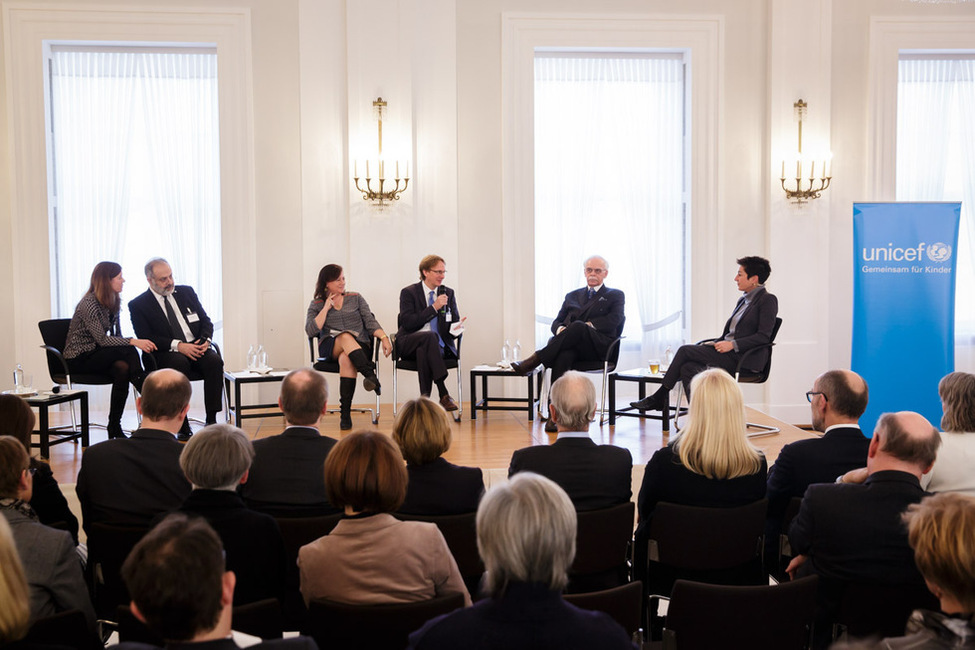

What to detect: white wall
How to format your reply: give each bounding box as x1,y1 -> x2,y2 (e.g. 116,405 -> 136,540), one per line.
2,0 -> 974,422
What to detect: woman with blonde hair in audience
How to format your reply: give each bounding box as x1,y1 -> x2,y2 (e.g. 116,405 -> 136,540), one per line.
0,396 -> 77,544
633,368 -> 767,583
63,261 -> 155,439
921,371 -> 975,496
298,430 -> 470,606
0,515 -> 31,646
407,472 -> 633,649
392,397 -> 484,515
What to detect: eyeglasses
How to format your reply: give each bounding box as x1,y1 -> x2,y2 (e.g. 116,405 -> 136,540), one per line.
584,268 -> 607,274
428,270 -> 447,275
24,467 -> 36,477
805,391 -> 825,403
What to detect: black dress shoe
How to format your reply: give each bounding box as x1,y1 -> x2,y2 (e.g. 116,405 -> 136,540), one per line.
107,423 -> 126,440
177,432 -> 193,442
510,353 -> 541,376
363,375 -> 381,395
631,390 -> 668,411
340,413 -> 353,430
544,419 -> 558,433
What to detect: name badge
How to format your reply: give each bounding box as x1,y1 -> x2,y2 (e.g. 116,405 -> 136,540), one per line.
187,312 -> 200,323
445,312 -> 452,323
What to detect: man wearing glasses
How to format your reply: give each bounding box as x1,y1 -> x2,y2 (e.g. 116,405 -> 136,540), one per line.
395,255 -> 465,411
512,256 -> 625,432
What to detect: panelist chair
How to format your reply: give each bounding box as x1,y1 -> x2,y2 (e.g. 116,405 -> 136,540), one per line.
391,333 -> 463,422
140,340 -> 225,426
307,335 -> 380,425
39,318 -> 148,435
673,317 -> 783,434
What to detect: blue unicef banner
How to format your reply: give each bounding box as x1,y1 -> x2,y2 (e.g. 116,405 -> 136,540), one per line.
852,202 -> 960,437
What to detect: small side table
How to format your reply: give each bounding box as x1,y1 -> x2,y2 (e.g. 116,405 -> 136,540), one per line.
609,369 -> 683,432
470,365 -> 543,420
21,390 -> 89,459
223,370 -> 290,427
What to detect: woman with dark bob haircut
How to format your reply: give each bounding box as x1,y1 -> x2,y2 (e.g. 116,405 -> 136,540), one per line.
63,261 -> 155,439
305,264 -> 392,430
298,430 -> 470,606
0,395 -> 78,543
392,397 -> 484,515
921,371 -> 975,496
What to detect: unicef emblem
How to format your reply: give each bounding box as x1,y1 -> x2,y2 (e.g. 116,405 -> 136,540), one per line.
927,243 -> 952,263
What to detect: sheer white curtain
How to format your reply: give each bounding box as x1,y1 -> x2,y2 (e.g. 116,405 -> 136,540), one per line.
534,53 -> 686,364
897,56 -> 975,368
49,47 -> 222,337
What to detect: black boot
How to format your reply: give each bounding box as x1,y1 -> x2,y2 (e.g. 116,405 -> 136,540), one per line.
511,353 -> 542,376
107,422 -> 126,440
631,387 -> 669,411
348,349 -> 381,394
339,377 -> 356,430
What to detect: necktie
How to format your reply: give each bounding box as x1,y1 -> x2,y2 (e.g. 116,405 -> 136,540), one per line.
428,290 -> 435,306
428,290 -> 444,350
588,288 -> 595,300
164,296 -> 186,342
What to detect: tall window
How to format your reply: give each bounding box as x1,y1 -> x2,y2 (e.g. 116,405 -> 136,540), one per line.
533,52 -> 687,364
897,54 -> 975,355
46,46 -> 222,337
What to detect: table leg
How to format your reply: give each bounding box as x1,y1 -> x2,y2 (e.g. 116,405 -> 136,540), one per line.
526,374 -> 534,420
609,375 -> 617,425
470,371 -> 478,420
80,392 -> 90,448
37,405 -> 50,459
481,374 -> 488,410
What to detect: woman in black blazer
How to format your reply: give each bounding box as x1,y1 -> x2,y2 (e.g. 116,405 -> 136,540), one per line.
393,397 -> 484,515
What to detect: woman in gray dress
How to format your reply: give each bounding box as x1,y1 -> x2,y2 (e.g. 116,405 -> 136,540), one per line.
305,264 -> 392,429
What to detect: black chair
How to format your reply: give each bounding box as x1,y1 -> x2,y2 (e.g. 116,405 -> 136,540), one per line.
307,335 -> 380,425
775,495 -> 804,579
674,317 -> 783,433
564,580 -> 644,640
86,522 -> 151,619
660,576 -> 819,650
391,334 -> 463,422
567,501 -> 635,593
645,499 -> 768,600
142,340 -> 225,426
831,580 -> 939,644
118,598 -> 284,644
23,608 -> 101,650
548,317 -> 625,425
39,318 -> 118,434
395,511 -> 483,598
302,592 -> 466,650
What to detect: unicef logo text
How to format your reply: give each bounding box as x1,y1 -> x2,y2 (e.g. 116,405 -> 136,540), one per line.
927,242 -> 952,263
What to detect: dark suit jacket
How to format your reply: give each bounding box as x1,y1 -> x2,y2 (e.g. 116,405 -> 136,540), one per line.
240,426 -> 340,516
29,458 -> 79,544
129,286 -> 215,349
766,426 -> 870,518
551,286 -> 625,356
176,490 -> 287,606
113,636 -> 319,649
788,470 -> 928,586
408,581 -> 633,650
399,457 -> 485,516
508,437 -> 632,511
76,428 -> 191,533
396,282 -> 461,358
719,287 -> 778,372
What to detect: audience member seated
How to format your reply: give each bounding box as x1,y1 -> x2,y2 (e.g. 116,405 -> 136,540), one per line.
62,261 -> 155,440
305,264 -> 392,429
0,437 -> 95,633
298,431 -> 470,607
630,255 -> 777,411
392,397 -> 483,515
0,515 -> 33,648
508,371 -> 632,511
76,369 -> 192,532
634,368 -> 767,583
878,493 -> 975,648
0,396 -> 78,544
176,424 -> 287,608
240,369 -> 339,516
510,256 -> 625,433
787,412 -> 941,632
116,514 -> 317,649
922,371 -> 975,496
407,473 -> 633,650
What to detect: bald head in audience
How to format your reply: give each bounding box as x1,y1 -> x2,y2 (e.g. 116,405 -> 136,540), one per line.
867,411 -> 941,479
548,371 -> 597,433
278,368 -> 329,427
138,368 -> 192,433
809,369 -> 868,432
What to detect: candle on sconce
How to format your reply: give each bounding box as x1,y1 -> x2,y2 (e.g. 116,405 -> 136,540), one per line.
354,161 -> 358,178
379,160 -> 384,180
809,161 -> 815,181
796,160 -> 801,179
366,161 -> 370,178
781,161 -> 785,179
396,161 -> 400,178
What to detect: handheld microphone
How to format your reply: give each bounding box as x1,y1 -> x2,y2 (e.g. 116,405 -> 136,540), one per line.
437,286 -> 447,315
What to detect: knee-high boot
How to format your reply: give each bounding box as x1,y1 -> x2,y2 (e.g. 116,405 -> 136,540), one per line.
339,376 -> 356,430
348,348 -> 381,394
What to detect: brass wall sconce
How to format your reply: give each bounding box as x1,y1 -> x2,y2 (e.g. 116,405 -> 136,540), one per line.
353,97 -> 410,208
780,99 -> 832,204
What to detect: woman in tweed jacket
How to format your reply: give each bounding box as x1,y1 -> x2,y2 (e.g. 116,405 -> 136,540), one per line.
306,264 -> 392,429
64,261 -> 155,439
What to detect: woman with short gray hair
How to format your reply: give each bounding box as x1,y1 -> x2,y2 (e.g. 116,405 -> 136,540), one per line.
408,473 -> 633,649
177,424 -> 288,608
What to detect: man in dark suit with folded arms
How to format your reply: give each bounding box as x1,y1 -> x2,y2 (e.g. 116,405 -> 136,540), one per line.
508,371 -> 632,511
129,257 -> 223,436
631,255 -> 777,411
512,256 -> 624,432
396,255 -> 465,411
